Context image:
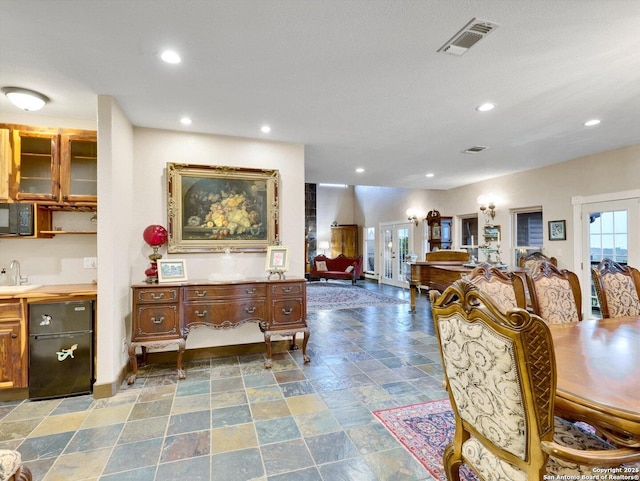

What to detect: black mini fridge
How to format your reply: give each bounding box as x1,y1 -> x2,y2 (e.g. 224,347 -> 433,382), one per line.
29,300 -> 94,399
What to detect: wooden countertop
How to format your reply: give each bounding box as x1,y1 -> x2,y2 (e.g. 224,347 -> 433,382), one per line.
0,283 -> 97,300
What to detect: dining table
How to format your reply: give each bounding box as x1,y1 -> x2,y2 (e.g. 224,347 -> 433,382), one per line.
549,315 -> 640,448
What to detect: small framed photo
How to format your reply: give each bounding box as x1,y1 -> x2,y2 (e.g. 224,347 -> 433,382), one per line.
157,259 -> 188,282
265,246 -> 289,271
548,220 -> 566,241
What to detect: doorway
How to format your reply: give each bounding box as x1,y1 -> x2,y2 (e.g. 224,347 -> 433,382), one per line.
380,221 -> 412,288
579,196 -> 640,318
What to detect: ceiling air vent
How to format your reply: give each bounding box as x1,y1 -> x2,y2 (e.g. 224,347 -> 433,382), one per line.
438,18 -> 499,56
463,146 -> 489,154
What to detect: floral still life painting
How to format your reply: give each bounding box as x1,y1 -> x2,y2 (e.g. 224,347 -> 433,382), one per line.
167,163 -> 280,253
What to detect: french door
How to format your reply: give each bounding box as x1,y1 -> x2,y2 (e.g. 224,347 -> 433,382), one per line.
380,221 -> 412,288
580,197 -> 640,318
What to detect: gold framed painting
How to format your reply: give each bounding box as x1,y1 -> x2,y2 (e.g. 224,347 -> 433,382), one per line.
167,163 -> 280,253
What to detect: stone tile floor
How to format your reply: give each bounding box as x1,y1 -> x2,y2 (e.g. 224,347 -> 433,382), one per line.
0,280 -> 447,480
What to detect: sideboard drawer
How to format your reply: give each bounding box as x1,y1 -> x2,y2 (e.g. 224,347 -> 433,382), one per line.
135,288 -> 179,304
183,284 -> 267,301
134,305 -> 181,340
270,298 -> 305,328
270,282 -> 305,298
183,300 -> 266,328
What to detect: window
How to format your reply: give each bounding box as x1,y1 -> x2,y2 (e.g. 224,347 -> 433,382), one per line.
590,210 -> 628,264
513,209 -> 543,265
460,216 -> 478,259
364,226 -> 376,273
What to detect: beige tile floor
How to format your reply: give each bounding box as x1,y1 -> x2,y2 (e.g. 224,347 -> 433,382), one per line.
0,280 -> 447,480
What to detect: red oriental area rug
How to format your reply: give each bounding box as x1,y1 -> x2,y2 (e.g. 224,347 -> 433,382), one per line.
373,399 -> 478,481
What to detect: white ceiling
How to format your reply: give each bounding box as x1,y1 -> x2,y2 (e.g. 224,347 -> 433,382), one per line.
1,1 -> 639,190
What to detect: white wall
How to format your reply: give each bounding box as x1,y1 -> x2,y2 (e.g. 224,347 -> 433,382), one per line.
316,185 -> 355,247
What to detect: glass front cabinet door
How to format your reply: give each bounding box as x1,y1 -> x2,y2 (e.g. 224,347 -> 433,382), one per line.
11,129 -> 60,202
60,132 -> 97,204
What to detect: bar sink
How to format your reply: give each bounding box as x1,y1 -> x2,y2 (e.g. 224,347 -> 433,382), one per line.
0,285 -> 42,294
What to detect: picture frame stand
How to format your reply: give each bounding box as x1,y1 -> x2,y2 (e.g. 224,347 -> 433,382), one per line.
267,269 -> 286,280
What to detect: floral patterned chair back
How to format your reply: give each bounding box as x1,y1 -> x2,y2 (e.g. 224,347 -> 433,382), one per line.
526,262 -> 582,324
464,264 -> 527,313
592,258 -> 640,318
429,279 -> 638,480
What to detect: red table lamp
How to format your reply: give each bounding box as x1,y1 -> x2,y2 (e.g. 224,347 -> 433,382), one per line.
143,224 -> 168,283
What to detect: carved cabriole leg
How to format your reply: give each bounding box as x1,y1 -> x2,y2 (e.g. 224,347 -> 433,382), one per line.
409,285 -> 417,312
176,338 -> 186,379
302,330 -> 311,364
127,342 -> 138,385
263,332 -> 273,369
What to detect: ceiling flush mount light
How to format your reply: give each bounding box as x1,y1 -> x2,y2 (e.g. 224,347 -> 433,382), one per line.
355,167 -> 364,173
476,102 -> 495,112
160,50 -> 181,64
425,173 -> 434,178
584,119 -> 601,127
260,125 -> 271,133
180,117 -> 192,125
2,86 -> 49,111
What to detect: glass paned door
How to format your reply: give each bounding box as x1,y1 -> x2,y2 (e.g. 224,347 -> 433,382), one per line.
582,198 -> 639,318
380,222 -> 411,287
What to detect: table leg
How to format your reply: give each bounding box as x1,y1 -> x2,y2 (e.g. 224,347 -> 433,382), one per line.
410,285 -> 417,312
177,338 -> 186,379
127,343 -> 138,385
264,332 -> 273,369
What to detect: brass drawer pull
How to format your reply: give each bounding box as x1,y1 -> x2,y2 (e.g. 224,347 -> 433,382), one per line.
281,307 -> 293,315
195,310 -> 208,317
195,290 -> 207,297
246,288 -> 256,294
151,316 -> 165,324
245,307 -> 256,314
282,287 -> 293,293
150,293 -> 165,300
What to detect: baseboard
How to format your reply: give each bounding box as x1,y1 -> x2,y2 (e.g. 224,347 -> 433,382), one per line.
92,363 -> 128,399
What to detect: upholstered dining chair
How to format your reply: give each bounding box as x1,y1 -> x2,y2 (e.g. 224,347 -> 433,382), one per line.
592,258 -> 640,318
464,264 -> 527,313
518,251 -> 558,270
430,279 -> 640,481
0,450 -> 32,481
526,262 -> 582,324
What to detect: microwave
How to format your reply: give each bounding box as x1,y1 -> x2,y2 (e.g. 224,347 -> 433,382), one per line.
0,203 -> 34,236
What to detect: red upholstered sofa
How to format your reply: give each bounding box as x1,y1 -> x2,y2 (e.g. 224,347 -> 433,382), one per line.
310,254 -> 363,285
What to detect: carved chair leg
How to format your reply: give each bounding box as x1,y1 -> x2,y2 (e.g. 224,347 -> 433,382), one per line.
443,443 -> 462,481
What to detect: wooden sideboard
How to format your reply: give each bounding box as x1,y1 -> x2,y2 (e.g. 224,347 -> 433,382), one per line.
129,278 -> 310,383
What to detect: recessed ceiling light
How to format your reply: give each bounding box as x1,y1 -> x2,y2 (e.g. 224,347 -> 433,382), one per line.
355,167 -> 364,173
180,117 -> 192,125
425,173 -> 434,178
584,119 -> 601,127
261,125 -> 271,133
160,50 -> 181,64
476,103 -> 495,112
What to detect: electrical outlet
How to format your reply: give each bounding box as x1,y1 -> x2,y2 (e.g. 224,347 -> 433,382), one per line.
83,257 -> 97,269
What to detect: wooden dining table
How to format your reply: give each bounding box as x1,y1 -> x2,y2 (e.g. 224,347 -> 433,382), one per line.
549,315 -> 640,447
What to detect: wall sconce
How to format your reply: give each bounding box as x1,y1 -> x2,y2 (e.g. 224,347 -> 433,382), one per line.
477,195 -> 496,222
406,208 -> 423,226
318,240 -> 330,254
2,86 -> 50,111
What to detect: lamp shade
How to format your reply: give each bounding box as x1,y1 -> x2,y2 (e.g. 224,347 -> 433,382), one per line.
143,225 -> 168,246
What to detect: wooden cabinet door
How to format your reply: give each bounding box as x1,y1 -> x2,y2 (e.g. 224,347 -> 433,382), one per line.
11,129 -> 60,202
60,133 -> 97,204
0,321 -> 25,389
331,225 -> 358,257
0,127 -> 10,201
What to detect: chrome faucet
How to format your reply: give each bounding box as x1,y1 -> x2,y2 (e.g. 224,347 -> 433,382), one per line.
9,260 -> 28,286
